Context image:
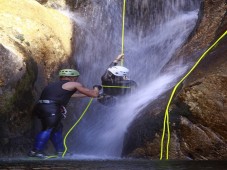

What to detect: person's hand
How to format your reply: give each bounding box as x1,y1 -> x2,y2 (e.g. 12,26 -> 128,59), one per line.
115,54 -> 124,62
93,86 -> 100,97
116,54 -> 124,60
93,85 -> 102,90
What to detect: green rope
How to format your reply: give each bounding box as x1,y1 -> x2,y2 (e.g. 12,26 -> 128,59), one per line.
121,0 -> 126,66
45,155 -> 58,159
102,85 -> 130,88
54,0 -> 128,159
160,30 -> 227,160
62,98 -> 94,158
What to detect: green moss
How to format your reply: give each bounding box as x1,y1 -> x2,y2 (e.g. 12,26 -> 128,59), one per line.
15,33 -> 25,42
13,57 -> 37,110
1,56 -> 37,114
0,92 -> 13,114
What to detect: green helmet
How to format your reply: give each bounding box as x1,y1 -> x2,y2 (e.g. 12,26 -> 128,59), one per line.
59,69 -> 80,77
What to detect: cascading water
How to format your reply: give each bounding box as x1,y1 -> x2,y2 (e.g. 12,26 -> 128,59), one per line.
63,0 -> 201,159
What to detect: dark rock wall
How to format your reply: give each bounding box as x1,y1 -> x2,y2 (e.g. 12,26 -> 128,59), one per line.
122,0 -> 227,160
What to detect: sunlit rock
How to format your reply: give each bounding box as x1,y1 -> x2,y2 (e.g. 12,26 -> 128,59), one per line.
0,0 -> 73,155
35,0 -> 81,10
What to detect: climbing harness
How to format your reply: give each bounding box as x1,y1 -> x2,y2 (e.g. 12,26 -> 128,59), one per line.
160,30 -> 227,160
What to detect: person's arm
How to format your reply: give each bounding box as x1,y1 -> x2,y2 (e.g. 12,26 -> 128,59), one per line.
62,82 -> 99,98
71,93 -> 87,98
76,85 -> 99,97
101,54 -> 124,81
113,53 -> 124,64
107,54 -> 125,69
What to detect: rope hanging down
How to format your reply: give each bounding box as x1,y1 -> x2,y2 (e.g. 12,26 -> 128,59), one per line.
59,1 -> 128,158
160,30 -> 227,160
62,98 -> 94,157
45,98 -> 94,159
47,1 -> 128,159
121,0 -> 126,66
102,0 -> 127,90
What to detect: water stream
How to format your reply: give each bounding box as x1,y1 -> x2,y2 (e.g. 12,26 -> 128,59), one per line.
62,0 -> 201,158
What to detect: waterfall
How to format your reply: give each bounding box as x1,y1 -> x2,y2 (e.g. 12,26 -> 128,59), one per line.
63,0 -> 201,159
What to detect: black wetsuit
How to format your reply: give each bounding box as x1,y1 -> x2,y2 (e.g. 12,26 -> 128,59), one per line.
35,80 -> 76,129
32,80 -> 76,153
99,62 -> 137,106
101,62 -> 137,96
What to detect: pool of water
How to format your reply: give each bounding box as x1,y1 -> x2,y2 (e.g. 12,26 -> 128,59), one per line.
0,159 -> 226,170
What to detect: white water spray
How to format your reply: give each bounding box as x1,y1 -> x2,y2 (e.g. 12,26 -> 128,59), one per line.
62,0 -> 200,159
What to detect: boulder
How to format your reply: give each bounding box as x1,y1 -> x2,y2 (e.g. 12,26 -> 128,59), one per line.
122,0 -> 227,160
0,0 -> 73,156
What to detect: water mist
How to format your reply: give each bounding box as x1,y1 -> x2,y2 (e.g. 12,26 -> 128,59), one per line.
62,0 -> 201,159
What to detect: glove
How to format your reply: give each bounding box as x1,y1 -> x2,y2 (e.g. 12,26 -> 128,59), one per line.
93,85 -> 102,90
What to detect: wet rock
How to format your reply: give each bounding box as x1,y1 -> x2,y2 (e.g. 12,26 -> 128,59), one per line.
122,0 -> 227,160
36,0 -> 83,10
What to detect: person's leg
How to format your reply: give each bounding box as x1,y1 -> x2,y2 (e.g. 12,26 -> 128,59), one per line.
29,116 -> 58,158
28,127 -> 52,158
29,103 -> 62,158
33,128 -> 52,151
50,122 -> 64,154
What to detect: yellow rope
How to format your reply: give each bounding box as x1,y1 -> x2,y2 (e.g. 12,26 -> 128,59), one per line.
45,155 -> 58,159
61,1 -> 127,158
102,85 -> 130,88
62,98 -> 94,157
52,2 -> 127,157
160,30 -> 227,160
121,0 -> 126,66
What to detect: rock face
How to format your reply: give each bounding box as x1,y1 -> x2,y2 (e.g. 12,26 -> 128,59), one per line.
36,0 -> 81,10
36,0 -> 68,9
122,0 -> 227,160
0,0 -> 73,156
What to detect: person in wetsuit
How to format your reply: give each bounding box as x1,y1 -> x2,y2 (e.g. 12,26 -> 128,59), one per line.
28,69 -> 100,158
98,54 -> 137,105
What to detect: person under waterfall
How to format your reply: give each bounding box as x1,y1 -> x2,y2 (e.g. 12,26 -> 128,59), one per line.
98,54 -> 137,106
28,69 -> 100,158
